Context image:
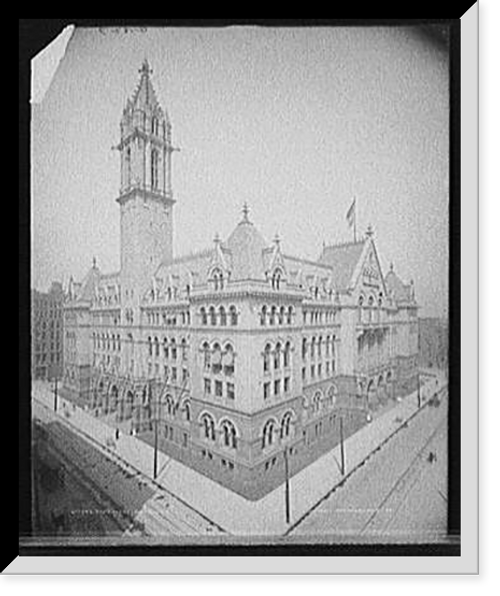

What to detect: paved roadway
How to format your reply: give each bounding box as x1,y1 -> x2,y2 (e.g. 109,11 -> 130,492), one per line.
32,393 -> 226,537
291,389 -> 448,541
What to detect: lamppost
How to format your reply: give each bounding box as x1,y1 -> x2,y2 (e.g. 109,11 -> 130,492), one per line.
417,370 -> 421,409
339,415 -> 346,476
284,445 -> 291,524
53,373 -> 58,413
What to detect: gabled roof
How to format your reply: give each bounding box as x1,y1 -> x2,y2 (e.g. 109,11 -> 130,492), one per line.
74,263 -> 101,303
317,240 -> 366,289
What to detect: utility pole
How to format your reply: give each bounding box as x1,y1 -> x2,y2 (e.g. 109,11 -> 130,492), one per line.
340,416 -> 346,476
53,375 -> 58,412
417,371 -> 421,409
284,446 -> 290,524
151,379 -> 159,480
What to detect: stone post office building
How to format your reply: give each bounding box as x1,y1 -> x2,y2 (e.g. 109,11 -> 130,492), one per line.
63,62 -> 419,500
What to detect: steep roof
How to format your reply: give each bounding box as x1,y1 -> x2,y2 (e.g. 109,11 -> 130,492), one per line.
75,263 -> 101,302
317,240 -> 366,289
129,59 -> 164,117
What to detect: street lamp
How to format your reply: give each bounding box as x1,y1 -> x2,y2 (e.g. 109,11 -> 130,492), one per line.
284,445 -> 291,524
339,415 -> 346,476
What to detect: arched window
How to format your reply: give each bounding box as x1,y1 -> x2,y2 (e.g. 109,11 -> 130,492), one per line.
219,306 -> 227,326
318,336 -> 323,358
271,269 -> 282,291
262,420 -> 276,449
202,341 -> 210,370
148,336 -> 153,357
270,306 -> 277,326
221,420 -> 237,449
260,305 -> 267,326
284,341 -> 291,368
279,306 -> 285,325
263,343 -> 271,373
312,391 -> 322,414
281,412 -> 293,439
182,401 -> 191,422
368,295 -> 374,323
223,343 -> 235,376
274,342 -> 281,370
302,338 -> 307,360
286,306 -> 293,325
229,305 -> 238,326
181,337 -> 187,361
151,148 -> 159,190
209,306 -> 217,326
212,268 -> 224,291
163,337 -> 169,359
201,414 -> 216,441
125,147 -> 131,187
170,337 -> 177,360
358,295 -> 364,323
151,116 -> 158,136
200,307 -> 207,326
154,336 -> 160,357
212,343 -> 222,374
165,394 -> 175,417
327,385 -> 337,407
311,337 -> 316,360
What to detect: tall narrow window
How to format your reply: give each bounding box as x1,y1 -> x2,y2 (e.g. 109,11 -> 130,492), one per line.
151,148 -> 159,190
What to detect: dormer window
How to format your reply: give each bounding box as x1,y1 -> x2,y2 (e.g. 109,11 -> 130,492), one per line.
271,269 -> 282,291
212,268 -> 224,291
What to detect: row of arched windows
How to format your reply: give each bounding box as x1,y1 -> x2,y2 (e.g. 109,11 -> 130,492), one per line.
93,332 -> 121,352
146,309 -> 190,326
199,414 -> 238,449
263,341 -> 292,374
201,342 -> 235,376
200,305 -> 238,326
301,335 -> 336,361
262,411 -> 295,449
148,336 -> 188,361
358,293 -> 384,323
260,305 -> 294,326
307,385 -> 337,417
302,309 -> 337,326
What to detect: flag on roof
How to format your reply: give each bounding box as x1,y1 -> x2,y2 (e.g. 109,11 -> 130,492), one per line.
346,199 -> 356,229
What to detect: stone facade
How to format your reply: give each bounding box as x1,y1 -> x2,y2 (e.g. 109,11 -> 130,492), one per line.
63,62 -> 419,500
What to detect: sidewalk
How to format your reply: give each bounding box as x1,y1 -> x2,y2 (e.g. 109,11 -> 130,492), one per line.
32,371 -> 446,536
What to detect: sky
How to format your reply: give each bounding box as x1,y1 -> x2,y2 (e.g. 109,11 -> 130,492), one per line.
31,25 -> 449,317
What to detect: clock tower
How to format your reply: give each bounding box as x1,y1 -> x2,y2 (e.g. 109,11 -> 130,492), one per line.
116,60 -> 178,310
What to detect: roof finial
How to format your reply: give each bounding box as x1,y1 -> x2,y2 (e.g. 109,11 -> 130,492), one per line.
242,202 -> 250,223
139,58 -> 152,77
390,262 -> 394,273
92,256 -> 97,269
274,232 -> 280,246
366,224 -> 374,238
214,232 -> 221,245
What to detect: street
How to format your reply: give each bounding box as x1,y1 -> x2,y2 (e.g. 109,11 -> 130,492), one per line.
290,389 -> 448,540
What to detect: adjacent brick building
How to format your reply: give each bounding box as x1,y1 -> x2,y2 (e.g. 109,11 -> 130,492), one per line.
31,282 -> 64,380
